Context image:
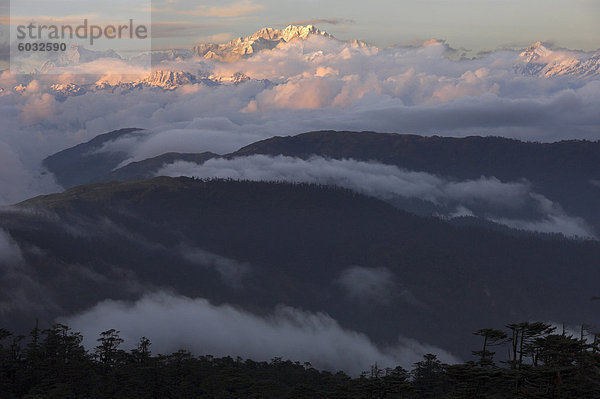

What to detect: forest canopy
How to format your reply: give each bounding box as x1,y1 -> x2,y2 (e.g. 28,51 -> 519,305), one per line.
1,321 -> 599,398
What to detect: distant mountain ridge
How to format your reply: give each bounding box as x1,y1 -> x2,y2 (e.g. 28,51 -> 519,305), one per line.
232,131 -> 600,182
13,29 -> 600,97
17,28 -> 600,81
231,131 -> 600,233
515,41 -> 600,78
46,129 -> 600,189
42,129 -> 600,238
40,45 -> 122,73
43,128 -> 146,188
36,69 -> 270,99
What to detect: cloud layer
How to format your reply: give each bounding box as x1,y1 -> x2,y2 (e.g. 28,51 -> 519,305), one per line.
62,292 -> 459,375
0,35 -> 599,207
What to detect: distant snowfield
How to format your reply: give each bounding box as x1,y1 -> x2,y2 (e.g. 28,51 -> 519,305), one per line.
0,26 -> 599,205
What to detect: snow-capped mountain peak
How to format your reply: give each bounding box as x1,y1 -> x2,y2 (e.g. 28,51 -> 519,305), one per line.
515,41 -> 599,78
519,41 -> 552,63
192,25 -> 335,61
141,70 -> 197,89
280,25 -> 330,42
51,83 -> 87,97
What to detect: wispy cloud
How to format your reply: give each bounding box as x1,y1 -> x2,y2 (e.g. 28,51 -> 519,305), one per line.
154,0 -> 264,18
282,18 -> 355,26
4,14 -> 101,26
151,22 -> 216,38
194,32 -> 235,44
180,246 -> 251,288
336,266 -> 396,304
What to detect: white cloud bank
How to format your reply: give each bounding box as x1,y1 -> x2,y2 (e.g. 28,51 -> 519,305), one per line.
62,292 -> 459,375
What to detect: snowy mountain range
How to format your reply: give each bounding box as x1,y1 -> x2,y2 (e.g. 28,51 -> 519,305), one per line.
6,27 -> 600,98
192,25 -> 337,61
14,26 -> 600,81
9,69 -> 271,98
21,26 -> 600,81
515,41 -> 600,78
139,70 -> 198,89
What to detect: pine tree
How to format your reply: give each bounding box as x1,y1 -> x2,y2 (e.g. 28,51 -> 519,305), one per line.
472,328 -> 508,366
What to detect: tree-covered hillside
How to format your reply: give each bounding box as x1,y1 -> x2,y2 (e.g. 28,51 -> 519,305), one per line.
1,178 -> 599,358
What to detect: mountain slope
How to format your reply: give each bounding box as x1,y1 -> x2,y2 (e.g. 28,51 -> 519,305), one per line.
232,131 -> 600,182
3,178 -> 600,357
515,41 -> 600,78
42,128 -> 146,188
51,130 -> 600,188
231,131 -> 600,232
95,152 -> 219,183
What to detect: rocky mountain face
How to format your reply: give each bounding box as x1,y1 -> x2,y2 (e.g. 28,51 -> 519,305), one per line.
140,70 -> 197,89
50,83 -> 87,99
192,25 -> 334,61
515,41 -> 600,78
41,70 -> 247,98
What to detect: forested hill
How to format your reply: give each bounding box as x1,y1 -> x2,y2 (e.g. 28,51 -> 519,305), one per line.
230,131 -> 600,233
2,178 -> 600,358
233,131 -> 600,182
42,130 -> 600,234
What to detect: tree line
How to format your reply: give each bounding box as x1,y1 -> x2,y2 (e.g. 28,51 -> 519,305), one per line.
0,321 -> 599,398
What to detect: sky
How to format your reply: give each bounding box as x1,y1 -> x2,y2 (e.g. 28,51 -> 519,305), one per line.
151,0 -> 600,51
1,0 -> 599,54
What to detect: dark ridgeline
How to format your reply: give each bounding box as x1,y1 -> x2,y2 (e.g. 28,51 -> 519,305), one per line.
1,178 -> 600,359
232,131 -> 600,233
43,129 -> 600,233
99,152 -> 218,183
1,321 -> 599,398
233,131 -> 600,183
45,129 -> 600,185
42,128 -> 147,188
